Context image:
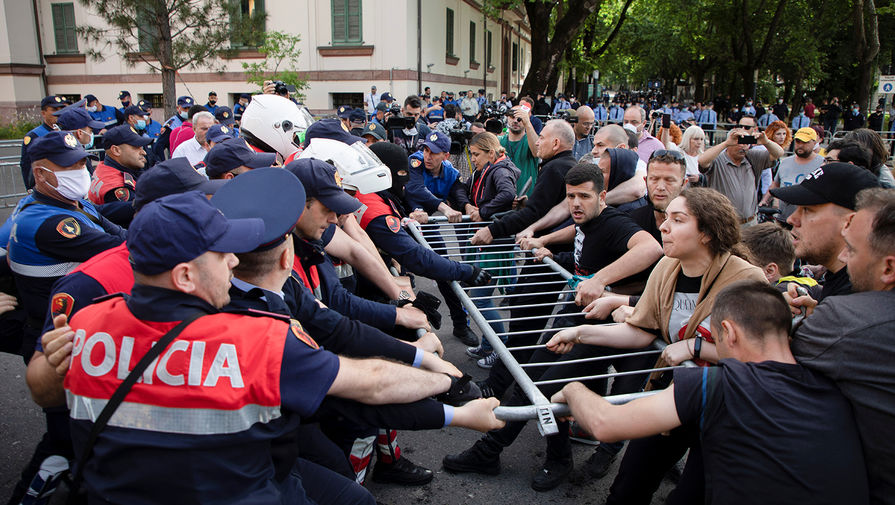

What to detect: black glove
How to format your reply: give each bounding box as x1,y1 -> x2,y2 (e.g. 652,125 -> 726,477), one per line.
410,290 -> 442,330
468,266 -> 492,287
435,374 -> 482,406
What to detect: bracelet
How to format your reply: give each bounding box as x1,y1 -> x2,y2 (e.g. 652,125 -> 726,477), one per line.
694,336 -> 703,360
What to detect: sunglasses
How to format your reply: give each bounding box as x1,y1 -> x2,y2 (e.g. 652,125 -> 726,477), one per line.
649,149 -> 685,161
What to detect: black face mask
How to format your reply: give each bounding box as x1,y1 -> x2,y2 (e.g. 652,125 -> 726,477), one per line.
209,100 -> 216,105
121,100 -> 130,107
391,170 -> 409,198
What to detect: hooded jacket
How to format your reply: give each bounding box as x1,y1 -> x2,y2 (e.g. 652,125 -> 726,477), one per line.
606,148 -> 648,212
451,155 -> 521,219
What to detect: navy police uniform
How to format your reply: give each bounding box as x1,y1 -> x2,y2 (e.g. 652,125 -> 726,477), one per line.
152,95 -> 193,160
85,93 -> 119,129
20,96 -> 66,188
404,132 -> 462,212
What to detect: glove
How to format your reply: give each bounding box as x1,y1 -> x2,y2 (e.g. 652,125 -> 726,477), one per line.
435,374 -> 482,406
468,266 -> 492,287
411,290 -> 442,330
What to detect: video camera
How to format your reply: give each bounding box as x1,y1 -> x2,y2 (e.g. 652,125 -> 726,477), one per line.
554,109 -> 577,124
385,116 -> 417,130
480,103 -> 508,119
448,125 -> 474,155
272,81 -> 296,97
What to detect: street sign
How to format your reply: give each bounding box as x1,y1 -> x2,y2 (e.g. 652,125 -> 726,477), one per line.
879,75 -> 895,94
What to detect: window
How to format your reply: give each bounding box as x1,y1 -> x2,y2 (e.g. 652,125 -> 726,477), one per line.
59,94 -> 81,104
331,92 -> 364,110
136,7 -> 157,53
140,94 -> 163,110
469,22 -> 476,63
445,8 -> 454,56
51,3 -> 78,54
486,30 -> 492,68
512,42 -> 518,72
231,0 -> 266,48
332,0 -> 362,45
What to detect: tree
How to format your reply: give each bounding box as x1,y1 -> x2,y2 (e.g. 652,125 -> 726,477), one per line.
853,0 -> 881,111
242,31 -> 309,101
77,0 -> 265,117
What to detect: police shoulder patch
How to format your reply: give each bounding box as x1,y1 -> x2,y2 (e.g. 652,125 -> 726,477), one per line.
114,187 -> 130,201
23,135 -> 31,146
51,292 -> 75,318
290,319 -> 319,349
56,217 -> 81,238
410,158 -> 421,168
386,215 -> 401,233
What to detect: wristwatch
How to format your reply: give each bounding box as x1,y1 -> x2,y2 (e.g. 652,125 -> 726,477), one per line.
693,336 -> 703,360
397,290 -> 413,301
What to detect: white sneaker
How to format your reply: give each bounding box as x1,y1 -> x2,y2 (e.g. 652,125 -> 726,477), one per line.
477,352 -> 499,369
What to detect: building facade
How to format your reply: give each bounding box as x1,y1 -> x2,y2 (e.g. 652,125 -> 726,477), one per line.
0,0 -> 532,121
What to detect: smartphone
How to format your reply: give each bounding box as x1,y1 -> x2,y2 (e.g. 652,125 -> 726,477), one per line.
662,113 -> 671,129
738,135 -> 757,144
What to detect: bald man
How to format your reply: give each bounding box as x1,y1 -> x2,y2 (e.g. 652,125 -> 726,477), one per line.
623,105 -> 665,163
572,106 -> 596,160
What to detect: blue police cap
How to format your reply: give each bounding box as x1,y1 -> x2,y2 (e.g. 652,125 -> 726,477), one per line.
337,105 -> 353,119
285,158 -> 361,215
240,93 -> 251,99
214,106 -> 236,126
375,102 -> 388,112
54,107 -> 106,131
122,105 -> 148,117
380,92 -> 394,102
27,131 -> 98,166
177,96 -> 194,107
128,191 -> 264,275
210,167 -> 305,251
137,99 -> 151,111
134,158 -> 225,211
361,122 -> 387,142
304,118 -> 365,147
84,94 -> 98,103
118,90 -> 131,99
348,108 -> 366,122
206,124 -> 236,145
102,124 -> 153,150
40,96 -> 66,109
205,138 -> 276,178
422,131 -> 451,154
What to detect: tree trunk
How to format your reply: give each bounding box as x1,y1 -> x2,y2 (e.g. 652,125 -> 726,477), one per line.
156,6 -> 176,117
854,0 -> 880,112
693,67 -> 705,103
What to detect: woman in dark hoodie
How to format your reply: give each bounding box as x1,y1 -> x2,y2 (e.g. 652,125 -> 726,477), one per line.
599,148 -> 648,212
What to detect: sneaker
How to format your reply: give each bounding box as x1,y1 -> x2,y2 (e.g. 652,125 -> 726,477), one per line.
580,446 -> 617,479
443,441 -> 501,475
372,456 -> 434,486
466,344 -> 491,359
530,458 -> 572,492
453,325 -> 480,347
21,455 -> 69,505
477,352 -> 499,369
568,421 -> 599,445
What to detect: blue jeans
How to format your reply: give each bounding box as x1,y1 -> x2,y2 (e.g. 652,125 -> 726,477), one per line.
468,285 -> 506,351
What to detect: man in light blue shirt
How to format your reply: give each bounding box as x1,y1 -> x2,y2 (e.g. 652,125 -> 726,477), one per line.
791,108 -> 811,130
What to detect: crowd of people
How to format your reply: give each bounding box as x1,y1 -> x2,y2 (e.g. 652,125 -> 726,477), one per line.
1,80 -> 894,505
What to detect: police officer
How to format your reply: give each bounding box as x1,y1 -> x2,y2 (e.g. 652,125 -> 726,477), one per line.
205,91 -> 219,114
136,99 -> 163,139
20,96 -> 66,188
336,104 -> 354,131
83,94 -> 118,129
348,107 -> 367,137
117,90 -> 131,113
205,138 -> 276,180
361,122 -> 387,146
54,106 -> 105,153
205,124 -> 237,150
233,93 -> 250,119
86,125 -> 152,225
215,105 -> 237,131
153,95 -> 194,160
61,189 -> 502,504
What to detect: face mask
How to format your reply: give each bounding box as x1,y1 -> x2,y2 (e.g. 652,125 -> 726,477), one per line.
81,131 -> 94,150
86,106 -> 97,112
40,166 -> 91,201
208,100 -> 216,105
732,108 -> 738,113
747,102 -> 752,106
121,100 -> 130,107
778,100 -> 783,104
180,111 -> 188,120
136,119 -> 147,130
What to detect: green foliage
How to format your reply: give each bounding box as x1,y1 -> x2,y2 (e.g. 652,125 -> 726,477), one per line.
242,31 -> 308,100
0,115 -> 38,140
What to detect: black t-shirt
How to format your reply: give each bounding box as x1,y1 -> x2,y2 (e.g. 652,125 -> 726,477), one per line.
819,266 -> 852,301
674,359 -> 868,505
555,206 -> 645,286
627,202 -> 662,244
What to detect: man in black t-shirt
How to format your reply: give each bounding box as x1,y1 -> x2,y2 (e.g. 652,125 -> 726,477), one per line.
552,280 -> 868,505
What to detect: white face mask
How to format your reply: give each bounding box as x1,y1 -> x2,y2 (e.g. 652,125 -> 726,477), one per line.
86,106 -> 97,112
39,166 -> 91,201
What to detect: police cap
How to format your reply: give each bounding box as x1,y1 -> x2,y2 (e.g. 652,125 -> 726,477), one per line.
362,122 -> 387,142
285,158 -> 361,214
122,105 -> 148,118
375,102 -> 388,112
128,191 -> 264,275
206,124 -> 237,145
380,92 -> 394,102
304,118 -> 365,146
348,108 -> 366,123
337,105 -> 353,119
83,94 -> 98,104
205,138 -> 276,178
422,131 -> 451,154
134,157 -> 225,211
211,167 -> 305,251
102,124 -> 153,150
54,107 -> 106,131
214,106 -> 236,125
27,131 -> 98,166
40,96 -> 66,109
177,96 -> 194,107
118,90 -> 131,99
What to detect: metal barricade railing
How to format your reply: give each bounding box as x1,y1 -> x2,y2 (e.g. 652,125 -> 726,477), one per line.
406,217 -> 696,435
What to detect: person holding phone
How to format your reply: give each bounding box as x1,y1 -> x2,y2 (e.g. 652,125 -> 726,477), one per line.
697,115 -> 784,226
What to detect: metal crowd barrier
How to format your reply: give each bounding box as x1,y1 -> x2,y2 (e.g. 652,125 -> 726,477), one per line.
405,216 -> 695,436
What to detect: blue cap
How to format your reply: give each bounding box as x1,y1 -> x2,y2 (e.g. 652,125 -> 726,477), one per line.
361,122 -> 387,142
54,107 -> 106,131
128,191 -> 265,275
206,124 -> 237,144
137,99 -> 151,111
84,94 -> 98,104
285,158 -> 361,214
336,105 -> 353,119
177,96 -> 194,107
205,138 -> 276,178
304,118 -> 365,146
239,93 -> 251,99
380,92 -> 394,102
102,124 -> 153,149
40,96 -> 66,109
422,131 -> 451,154
375,102 -> 388,112
118,90 -> 131,99
122,105 -> 148,117
348,108 -> 366,123
214,106 -> 236,125
26,131 -> 97,166
134,158 -> 225,211
211,167 -> 305,250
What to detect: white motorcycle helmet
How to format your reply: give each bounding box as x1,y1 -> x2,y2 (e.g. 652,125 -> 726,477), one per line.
240,95 -> 315,159
298,138 -> 392,193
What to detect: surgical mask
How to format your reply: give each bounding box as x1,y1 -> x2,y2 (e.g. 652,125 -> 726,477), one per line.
81,131 -> 94,150
180,111 -> 188,119
39,166 -> 91,201
86,106 -> 97,112
136,119 -> 147,130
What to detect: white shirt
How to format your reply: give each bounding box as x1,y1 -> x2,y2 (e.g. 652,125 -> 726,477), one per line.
366,92 -> 381,114
171,136 -> 208,166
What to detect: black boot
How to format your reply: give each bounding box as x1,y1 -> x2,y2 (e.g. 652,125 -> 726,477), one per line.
452,324 -> 480,347
372,456 -> 434,486
531,457 -> 573,492
442,438 -> 501,475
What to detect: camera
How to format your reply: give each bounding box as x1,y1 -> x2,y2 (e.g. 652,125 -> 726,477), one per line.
556,109 -> 577,124
273,81 -> 289,96
738,135 -> 757,144
388,104 -> 401,116
481,103 -> 508,119
448,125 -> 474,155
385,116 -> 417,130
650,110 -> 661,120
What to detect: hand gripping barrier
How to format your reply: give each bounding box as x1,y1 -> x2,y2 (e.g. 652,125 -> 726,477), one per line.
405,217 -> 696,436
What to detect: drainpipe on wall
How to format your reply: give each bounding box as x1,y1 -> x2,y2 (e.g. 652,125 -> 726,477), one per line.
417,0 -> 422,94
31,0 -> 49,97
